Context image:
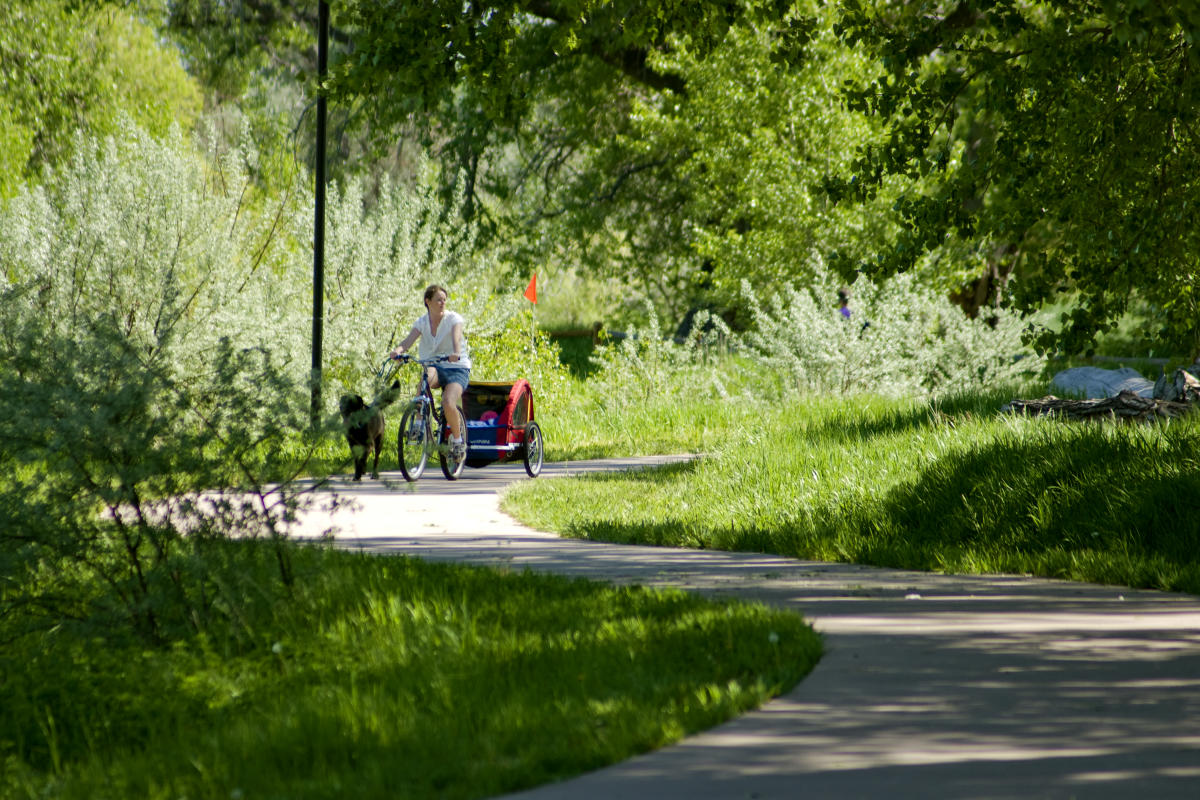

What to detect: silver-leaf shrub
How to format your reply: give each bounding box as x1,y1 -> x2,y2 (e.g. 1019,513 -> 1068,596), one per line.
738,266 -> 1043,398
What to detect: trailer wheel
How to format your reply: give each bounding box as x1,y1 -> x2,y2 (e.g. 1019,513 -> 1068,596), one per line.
522,422 -> 543,478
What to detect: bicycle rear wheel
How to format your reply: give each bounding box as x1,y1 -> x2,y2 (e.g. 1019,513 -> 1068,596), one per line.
439,401 -> 467,480
398,403 -> 431,482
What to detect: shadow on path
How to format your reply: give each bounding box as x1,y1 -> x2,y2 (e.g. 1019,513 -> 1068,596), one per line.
294,458 -> 1200,800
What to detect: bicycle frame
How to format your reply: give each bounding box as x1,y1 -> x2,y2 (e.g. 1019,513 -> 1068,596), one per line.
385,354 -> 466,481
389,355 -> 449,424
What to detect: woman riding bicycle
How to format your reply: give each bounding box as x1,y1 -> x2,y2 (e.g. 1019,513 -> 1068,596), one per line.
390,284 -> 471,459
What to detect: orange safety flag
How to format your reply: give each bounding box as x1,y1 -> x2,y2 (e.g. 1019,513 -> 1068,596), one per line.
523,272 -> 537,304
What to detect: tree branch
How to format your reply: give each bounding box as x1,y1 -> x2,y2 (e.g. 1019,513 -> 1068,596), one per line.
519,0 -> 687,95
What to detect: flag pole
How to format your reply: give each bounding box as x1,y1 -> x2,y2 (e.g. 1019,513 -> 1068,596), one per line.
524,272 -> 538,353
523,272 -> 538,384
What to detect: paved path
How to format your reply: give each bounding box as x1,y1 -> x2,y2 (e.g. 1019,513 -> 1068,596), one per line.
293,458 -> 1200,799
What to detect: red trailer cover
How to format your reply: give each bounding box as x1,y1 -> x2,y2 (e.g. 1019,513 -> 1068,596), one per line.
464,379 -> 534,465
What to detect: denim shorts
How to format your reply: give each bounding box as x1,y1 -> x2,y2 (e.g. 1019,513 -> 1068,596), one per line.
434,364 -> 470,390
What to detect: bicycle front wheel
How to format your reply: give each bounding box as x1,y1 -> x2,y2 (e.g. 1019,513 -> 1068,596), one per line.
398,403 -> 431,482
439,401 -> 467,480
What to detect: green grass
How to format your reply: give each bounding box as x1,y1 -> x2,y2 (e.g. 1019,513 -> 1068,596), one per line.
503,390 -> 1200,595
541,392 -> 763,460
1,541 -> 821,800
300,374 -> 764,475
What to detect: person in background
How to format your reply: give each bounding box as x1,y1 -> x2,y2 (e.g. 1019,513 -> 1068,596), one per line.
838,286 -> 871,333
837,287 -> 853,320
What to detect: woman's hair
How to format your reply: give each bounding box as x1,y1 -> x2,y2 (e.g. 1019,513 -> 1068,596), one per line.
423,284 -> 448,304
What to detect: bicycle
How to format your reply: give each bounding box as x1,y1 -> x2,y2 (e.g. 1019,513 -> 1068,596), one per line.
386,354 -> 469,482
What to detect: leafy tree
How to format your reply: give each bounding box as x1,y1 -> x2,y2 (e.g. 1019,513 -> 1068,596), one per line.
327,1 -> 907,328
123,1 -> 894,331
329,0 -> 759,213
137,0 -> 318,101
0,1 -> 202,194
502,6 -> 898,326
831,1 -> 1200,356
131,1 -> 442,207
329,1 -> 752,125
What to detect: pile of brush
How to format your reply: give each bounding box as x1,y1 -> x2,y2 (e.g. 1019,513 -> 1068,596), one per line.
1003,363 -> 1200,422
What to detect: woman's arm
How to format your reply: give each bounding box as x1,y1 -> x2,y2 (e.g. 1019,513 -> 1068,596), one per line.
449,322 -> 465,362
390,327 -> 420,357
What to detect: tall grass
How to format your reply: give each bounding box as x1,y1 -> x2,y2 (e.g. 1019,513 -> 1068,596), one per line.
504,390 -> 1200,595
494,265 -> 1047,465
1,542 -> 821,800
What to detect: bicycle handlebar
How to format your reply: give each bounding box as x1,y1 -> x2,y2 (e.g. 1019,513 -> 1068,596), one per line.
376,353 -> 455,381
389,354 -> 454,366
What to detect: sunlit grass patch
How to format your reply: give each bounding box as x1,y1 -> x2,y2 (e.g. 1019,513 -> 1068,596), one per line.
503,392 -> 1200,595
0,543 -> 820,800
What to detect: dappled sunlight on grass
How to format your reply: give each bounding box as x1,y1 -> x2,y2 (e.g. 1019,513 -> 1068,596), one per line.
503,394 -> 1200,595
0,543 -> 820,800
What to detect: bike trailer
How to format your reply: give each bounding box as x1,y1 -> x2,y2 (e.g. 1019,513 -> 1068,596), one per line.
463,379 -> 542,475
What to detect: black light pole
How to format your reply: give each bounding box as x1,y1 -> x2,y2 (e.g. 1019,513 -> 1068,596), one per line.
311,0 -> 329,428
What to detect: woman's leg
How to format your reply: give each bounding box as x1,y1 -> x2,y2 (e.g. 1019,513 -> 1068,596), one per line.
442,381 -> 465,439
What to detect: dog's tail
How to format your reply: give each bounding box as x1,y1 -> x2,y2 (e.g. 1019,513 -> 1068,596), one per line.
373,379 -> 403,409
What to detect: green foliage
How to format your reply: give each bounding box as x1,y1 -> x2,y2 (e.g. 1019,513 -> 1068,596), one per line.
606,6 -> 896,318
98,6 -> 205,134
0,117 -> 548,640
319,167 -> 477,391
141,0 -> 429,198
0,544 -> 821,799
832,1 -> 1200,356
0,121 -> 307,382
0,106 -> 35,201
319,166 -> 572,405
493,2 -> 907,327
740,265 -> 1044,397
537,271 -> 1043,458
505,391 -> 1200,595
0,1 -> 202,193
331,1 -> 749,125
142,0 -> 315,101
529,268 -> 633,332
586,308 -> 741,412
536,305 -> 798,459
0,313 -> 314,644
0,122 -> 314,634
326,1 -> 895,327
328,0 -> 745,233
0,116 -> 543,408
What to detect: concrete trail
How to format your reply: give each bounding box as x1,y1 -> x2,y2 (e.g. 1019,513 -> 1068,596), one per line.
292,458 -> 1200,800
